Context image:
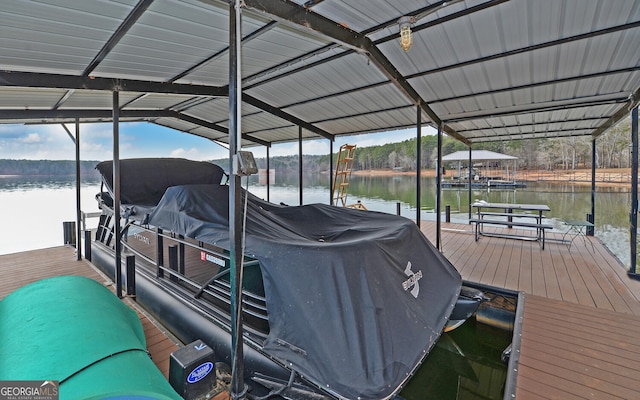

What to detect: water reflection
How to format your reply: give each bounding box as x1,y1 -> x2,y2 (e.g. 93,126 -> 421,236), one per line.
256,173 -> 631,226
400,319 -> 511,400
0,176 -> 102,255
0,175 -> 100,191
1,173 -> 635,266
250,173 -> 635,266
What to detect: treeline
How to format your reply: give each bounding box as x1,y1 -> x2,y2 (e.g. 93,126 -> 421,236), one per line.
0,159 -> 100,176
248,117 -> 634,173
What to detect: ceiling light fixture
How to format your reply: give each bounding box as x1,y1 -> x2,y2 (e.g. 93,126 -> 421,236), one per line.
398,16 -> 414,52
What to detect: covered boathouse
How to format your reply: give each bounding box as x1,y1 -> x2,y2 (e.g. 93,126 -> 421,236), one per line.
0,1 -> 639,399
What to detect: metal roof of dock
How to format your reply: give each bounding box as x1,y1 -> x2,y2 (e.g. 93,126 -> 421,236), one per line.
0,0 -> 639,147
442,150 -> 517,161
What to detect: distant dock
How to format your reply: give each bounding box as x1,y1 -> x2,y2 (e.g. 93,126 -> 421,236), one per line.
442,179 -> 526,189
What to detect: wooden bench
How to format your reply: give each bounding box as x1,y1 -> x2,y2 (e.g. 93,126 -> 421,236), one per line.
469,218 -> 554,249
477,211 -> 545,228
478,211 -> 543,219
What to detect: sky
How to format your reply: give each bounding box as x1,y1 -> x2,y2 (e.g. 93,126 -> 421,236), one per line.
0,122 -> 438,161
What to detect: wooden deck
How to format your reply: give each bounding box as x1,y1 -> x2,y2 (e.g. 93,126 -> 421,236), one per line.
3,224 -> 640,399
421,221 -> 640,315
421,221 -> 640,399
0,246 -> 179,378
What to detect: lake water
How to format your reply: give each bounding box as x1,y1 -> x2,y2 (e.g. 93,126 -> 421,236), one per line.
0,173 -> 635,269
1,173 -> 629,399
251,173 -> 635,269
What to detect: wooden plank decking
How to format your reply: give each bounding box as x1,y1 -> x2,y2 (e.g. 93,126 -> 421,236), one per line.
422,221 -> 640,315
3,225 -> 640,399
420,221 -> 640,399
516,295 -> 640,399
0,246 -> 179,378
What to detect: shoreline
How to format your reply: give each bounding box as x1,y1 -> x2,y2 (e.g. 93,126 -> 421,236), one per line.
351,167 -> 637,188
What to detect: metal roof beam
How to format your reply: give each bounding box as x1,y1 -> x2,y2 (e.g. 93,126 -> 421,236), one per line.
243,94 -> 334,141
0,108 -> 269,146
52,90 -> 76,110
242,1 -> 462,87
0,109 -> 151,120
131,0 -> 279,109
241,0 -> 467,143
455,117 -> 608,134
406,20 -> 640,81
465,128 -> 595,140
310,105 -> 412,124
428,67 -> 640,105
173,111 -> 270,147
82,0 -> 155,77
280,81 -> 388,109
172,21 -> 280,83
242,0 -> 369,52
470,131 -> 595,143
282,66 -> 635,111
243,44 -> 342,88
373,0 -> 509,46
281,64 -> 636,112
176,116 -> 270,147
445,96 -> 629,124
0,71 -> 228,96
244,1 -> 506,89
590,86 -> 640,139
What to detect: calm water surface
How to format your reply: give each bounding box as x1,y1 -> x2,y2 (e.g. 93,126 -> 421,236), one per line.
252,173 -> 635,268
0,174 -> 634,267
0,176 -> 102,254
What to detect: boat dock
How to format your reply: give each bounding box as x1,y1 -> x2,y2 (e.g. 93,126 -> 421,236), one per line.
2,226 -> 640,399
421,221 -> 640,399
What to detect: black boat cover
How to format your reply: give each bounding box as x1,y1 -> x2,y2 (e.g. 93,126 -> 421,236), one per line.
147,184 -> 462,399
95,158 -> 225,206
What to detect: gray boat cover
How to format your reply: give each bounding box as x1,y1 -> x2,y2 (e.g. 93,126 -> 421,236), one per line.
147,183 -> 462,399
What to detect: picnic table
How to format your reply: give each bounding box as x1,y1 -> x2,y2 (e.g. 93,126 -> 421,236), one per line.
470,202 -> 553,249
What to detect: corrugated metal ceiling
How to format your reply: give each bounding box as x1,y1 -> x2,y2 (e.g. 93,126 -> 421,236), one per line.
0,0 -> 638,148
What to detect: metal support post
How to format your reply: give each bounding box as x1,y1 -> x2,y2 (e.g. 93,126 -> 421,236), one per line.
75,118 -> 82,260
266,146 -> 270,202
84,230 -> 92,262
168,245 -> 178,282
468,147 -> 472,219
156,227 -> 164,278
629,106 -> 639,280
416,106 -> 422,227
229,1 -> 246,396
590,139 -> 596,237
299,126 -> 303,206
179,234 -> 185,276
329,141 -> 334,205
436,122 -> 443,250
126,255 -> 136,297
113,91 -> 122,299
